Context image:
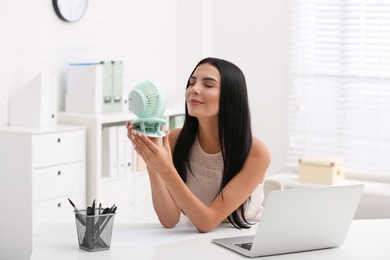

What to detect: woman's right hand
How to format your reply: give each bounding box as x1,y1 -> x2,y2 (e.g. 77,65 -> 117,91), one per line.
126,121 -> 172,173
126,121 -> 181,227
126,121 -> 160,146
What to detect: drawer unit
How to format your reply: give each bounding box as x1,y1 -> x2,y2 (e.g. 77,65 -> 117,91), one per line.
0,124 -> 86,260
33,130 -> 85,168
33,193 -> 84,236
34,162 -> 85,202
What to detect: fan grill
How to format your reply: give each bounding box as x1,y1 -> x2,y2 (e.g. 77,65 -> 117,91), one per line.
128,80 -> 165,118
128,80 -> 167,137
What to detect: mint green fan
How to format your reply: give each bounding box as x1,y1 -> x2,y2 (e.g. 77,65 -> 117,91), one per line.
128,80 -> 166,137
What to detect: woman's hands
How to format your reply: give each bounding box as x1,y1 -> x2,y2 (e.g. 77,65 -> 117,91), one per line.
126,121 -> 173,174
126,121 -> 182,227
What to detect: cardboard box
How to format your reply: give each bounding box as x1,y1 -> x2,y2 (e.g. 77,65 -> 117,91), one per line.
299,157 -> 345,185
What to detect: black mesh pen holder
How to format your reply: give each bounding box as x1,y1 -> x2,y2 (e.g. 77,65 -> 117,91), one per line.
74,209 -> 116,252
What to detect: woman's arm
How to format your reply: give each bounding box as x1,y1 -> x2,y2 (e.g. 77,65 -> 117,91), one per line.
129,124 -> 271,232
147,165 -> 181,227
126,122 -> 181,227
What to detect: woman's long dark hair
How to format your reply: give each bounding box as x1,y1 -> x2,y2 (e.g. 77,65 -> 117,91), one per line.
172,57 -> 253,229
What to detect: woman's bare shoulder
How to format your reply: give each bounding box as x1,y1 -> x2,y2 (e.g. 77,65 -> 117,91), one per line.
250,137 -> 271,164
238,137 -> 271,183
168,128 -> 182,149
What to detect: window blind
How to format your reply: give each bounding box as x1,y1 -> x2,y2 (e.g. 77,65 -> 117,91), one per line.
289,0 -> 390,180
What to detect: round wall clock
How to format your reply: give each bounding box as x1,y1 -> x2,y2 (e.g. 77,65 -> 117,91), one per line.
53,0 -> 89,22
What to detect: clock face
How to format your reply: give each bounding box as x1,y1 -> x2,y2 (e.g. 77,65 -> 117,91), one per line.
53,0 -> 89,22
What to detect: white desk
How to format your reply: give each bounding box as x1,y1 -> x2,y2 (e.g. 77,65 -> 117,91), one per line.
30,219 -> 390,260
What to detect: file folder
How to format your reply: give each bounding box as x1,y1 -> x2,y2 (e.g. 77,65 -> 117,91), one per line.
9,72 -> 57,127
112,61 -> 123,112
117,125 -> 126,176
102,61 -> 113,113
102,126 -> 118,177
66,63 -> 103,114
169,114 -> 185,129
124,125 -> 135,175
65,60 -> 124,114
136,154 -> 147,172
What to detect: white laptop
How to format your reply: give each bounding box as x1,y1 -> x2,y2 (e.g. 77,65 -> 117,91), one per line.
212,184 -> 364,257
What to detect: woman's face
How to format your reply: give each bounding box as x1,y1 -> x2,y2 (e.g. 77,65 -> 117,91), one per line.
185,63 -> 221,119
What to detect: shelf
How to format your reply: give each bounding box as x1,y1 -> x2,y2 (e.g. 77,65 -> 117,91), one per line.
58,108 -> 184,124
58,108 -> 185,223
100,170 -> 147,183
0,124 -> 86,135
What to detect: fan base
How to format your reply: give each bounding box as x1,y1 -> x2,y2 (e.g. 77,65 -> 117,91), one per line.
132,118 -> 167,138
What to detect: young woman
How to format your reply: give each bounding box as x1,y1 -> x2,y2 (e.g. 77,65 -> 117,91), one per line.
126,57 -> 270,233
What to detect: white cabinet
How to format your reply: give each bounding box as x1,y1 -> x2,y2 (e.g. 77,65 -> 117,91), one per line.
0,124 -> 86,260
58,109 -> 184,223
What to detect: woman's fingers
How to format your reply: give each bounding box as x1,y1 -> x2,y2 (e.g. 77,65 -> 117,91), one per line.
133,130 -> 158,153
126,121 -> 134,136
126,121 -> 140,149
126,123 -> 171,171
162,130 -> 170,149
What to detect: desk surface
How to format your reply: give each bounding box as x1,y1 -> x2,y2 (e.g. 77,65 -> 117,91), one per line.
30,219 -> 390,260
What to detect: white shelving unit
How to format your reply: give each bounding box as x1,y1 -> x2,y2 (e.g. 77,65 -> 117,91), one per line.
0,124 -> 86,260
58,109 -> 184,223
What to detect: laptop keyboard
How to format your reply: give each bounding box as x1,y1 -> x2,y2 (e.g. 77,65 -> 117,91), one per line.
235,242 -> 253,251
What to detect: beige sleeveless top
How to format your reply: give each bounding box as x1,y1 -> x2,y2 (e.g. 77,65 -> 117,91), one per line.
185,137 -> 264,223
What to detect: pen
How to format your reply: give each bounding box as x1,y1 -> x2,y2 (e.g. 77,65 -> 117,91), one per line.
108,204 -> 116,214
94,204 -> 114,232
67,197 -> 79,212
94,206 -> 117,241
91,199 -> 96,216
93,204 -> 116,248
67,198 -> 86,226
85,200 -> 96,248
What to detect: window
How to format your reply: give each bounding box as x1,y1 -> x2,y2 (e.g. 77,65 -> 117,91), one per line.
289,0 -> 390,181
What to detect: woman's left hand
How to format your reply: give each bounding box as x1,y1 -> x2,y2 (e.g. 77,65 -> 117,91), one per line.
126,121 -> 173,174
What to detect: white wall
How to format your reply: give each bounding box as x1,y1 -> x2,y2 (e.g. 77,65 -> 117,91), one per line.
0,0 -> 290,174
0,0 -> 179,109
176,0 -> 291,175
209,1 -> 291,175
